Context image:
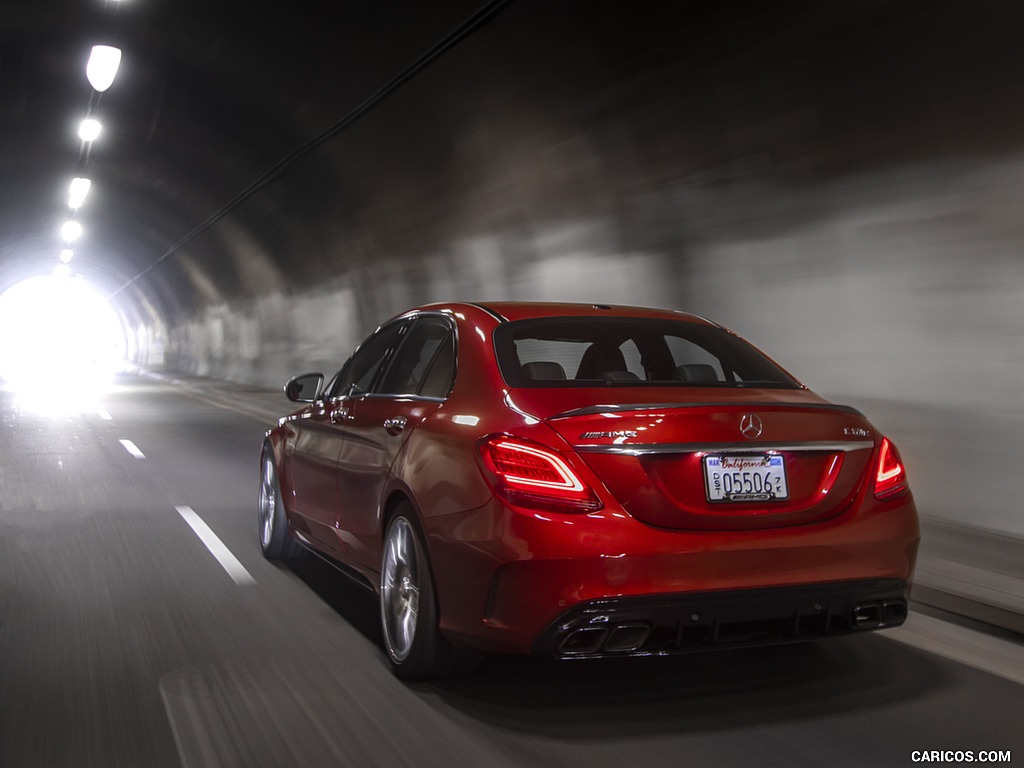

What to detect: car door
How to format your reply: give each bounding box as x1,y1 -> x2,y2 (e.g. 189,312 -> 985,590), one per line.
334,314 -> 456,572
287,320 -> 408,556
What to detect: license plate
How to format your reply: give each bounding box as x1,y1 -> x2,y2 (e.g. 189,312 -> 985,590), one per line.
703,454 -> 789,502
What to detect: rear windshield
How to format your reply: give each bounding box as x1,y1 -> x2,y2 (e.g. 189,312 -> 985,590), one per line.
493,317 -> 800,389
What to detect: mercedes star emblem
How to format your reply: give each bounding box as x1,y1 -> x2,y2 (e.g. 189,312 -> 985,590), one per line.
740,413 -> 763,440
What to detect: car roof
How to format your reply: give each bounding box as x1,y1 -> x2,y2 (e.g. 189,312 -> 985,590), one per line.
420,301 -> 718,326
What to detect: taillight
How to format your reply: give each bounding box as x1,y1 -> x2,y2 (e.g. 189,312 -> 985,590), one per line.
477,435 -> 603,513
874,437 -> 908,499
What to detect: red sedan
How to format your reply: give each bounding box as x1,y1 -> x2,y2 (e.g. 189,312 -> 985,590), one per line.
259,302 -> 919,678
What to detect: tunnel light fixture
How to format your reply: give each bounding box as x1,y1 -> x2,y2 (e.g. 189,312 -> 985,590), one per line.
69,177 -> 92,209
61,220 -> 82,242
86,46 -> 122,93
60,249 -> 74,264
79,118 -> 102,142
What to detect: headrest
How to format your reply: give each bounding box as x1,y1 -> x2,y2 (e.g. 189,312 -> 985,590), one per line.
522,361 -> 566,380
672,363 -> 719,382
576,343 -> 627,379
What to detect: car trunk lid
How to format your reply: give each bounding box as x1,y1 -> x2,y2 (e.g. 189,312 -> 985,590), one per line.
543,397 -> 875,531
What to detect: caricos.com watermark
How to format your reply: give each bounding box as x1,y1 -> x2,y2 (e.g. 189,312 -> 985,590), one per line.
911,751 -> 1012,763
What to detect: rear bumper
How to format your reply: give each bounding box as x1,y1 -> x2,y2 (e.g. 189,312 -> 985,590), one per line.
533,578 -> 908,658
429,493 -> 919,655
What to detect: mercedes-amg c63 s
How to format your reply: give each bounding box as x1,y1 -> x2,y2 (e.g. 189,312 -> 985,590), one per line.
259,302 -> 919,678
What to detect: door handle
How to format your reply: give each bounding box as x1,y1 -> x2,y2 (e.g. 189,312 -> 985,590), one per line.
330,407 -> 350,424
383,416 -> 407,435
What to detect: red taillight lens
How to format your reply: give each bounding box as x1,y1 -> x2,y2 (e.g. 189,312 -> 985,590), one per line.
478,436 -> 603,513
874,437 -> 908,499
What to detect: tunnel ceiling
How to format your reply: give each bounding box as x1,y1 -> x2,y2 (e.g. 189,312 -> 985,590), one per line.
4,0 -> 1024,333
0,0 -> 486,323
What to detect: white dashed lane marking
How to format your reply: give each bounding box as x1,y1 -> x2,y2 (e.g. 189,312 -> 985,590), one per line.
119,439 -> 146,459
97,409 -> 113,420
175,506 -> 256,586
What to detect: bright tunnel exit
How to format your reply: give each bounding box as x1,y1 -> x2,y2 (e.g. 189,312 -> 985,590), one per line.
0,275 -> 126,407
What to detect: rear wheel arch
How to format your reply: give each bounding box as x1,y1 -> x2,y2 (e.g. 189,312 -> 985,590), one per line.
382,487 -> 436,549
382,489 -> 414,526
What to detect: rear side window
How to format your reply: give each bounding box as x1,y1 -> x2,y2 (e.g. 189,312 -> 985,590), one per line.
418,334 -> 455,398
378,316 -> 455,398
493,317 -> 799,389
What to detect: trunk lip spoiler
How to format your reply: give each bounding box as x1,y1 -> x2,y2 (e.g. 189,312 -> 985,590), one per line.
546,401 -> 866,421
575,440 -> 875,456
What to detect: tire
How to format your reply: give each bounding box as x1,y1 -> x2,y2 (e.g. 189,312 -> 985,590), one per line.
379,507 -> 481,679
258,449 -> 302,560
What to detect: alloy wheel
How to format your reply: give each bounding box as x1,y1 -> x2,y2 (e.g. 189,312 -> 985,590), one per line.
259,456 -> 276,550
381,517 -> 421,662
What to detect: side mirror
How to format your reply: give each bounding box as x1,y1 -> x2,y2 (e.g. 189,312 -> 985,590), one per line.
284,372 -> 324,403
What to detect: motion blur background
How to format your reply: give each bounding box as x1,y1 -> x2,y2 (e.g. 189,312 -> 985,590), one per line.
1,0 -> 1022,542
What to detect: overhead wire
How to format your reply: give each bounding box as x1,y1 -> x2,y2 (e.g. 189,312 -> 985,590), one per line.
110,0 -> 513,298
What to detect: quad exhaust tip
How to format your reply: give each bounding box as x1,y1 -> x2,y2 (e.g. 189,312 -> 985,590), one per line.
852,600 -> 907,628
558,622 -> 652,656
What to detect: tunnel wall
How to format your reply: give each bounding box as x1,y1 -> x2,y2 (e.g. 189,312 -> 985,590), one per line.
138,1 -> 1024,533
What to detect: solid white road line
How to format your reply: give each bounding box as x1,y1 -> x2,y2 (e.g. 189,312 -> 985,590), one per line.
119,439 -> 146,459
885,612 -> 1024,686
175,506 -> 256,586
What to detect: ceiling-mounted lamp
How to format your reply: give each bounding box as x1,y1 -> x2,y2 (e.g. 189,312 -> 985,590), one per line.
86,45 -> 122,92
79,118 -> 102,142
69,178 -> 92,210
60,249 -> 74,264
61,221 -> 82,242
